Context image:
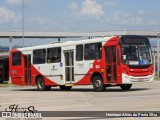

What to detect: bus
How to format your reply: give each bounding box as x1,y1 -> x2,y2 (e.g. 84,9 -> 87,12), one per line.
0,58 -> 9,83
9,35 -> 154,91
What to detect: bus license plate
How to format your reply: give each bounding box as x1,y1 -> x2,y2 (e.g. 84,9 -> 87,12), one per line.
138,78 -> 143,81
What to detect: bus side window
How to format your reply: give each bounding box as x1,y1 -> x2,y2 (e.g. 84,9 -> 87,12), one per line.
84,42 -> 102,60
33,49 -> 46,64
76,45 -> 83,61
12,52 -> 21,66
47,47 -> 61,63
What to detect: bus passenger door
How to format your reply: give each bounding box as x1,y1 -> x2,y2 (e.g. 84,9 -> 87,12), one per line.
106,46 -> 117,83
64,50 -> 74,84
24,55 -> 31,85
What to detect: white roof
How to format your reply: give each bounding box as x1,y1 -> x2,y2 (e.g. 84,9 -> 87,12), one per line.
17,36 -> 112,52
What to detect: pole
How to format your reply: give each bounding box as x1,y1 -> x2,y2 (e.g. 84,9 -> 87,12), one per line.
157,33 -> 160,78
22,0 -> 24,47
153,52 -> 156,77
58,38 -> 60,42
8,36 -> 12,84
9,36 -> 12,51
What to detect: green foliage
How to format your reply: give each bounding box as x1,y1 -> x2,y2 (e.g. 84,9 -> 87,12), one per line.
0,84 -> 17,87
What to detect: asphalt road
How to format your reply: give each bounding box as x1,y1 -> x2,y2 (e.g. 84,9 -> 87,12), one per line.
0,81 -> 160,120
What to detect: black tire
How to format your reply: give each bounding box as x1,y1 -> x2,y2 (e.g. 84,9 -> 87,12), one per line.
59,85 -> 72,91
92,75 -> 105,92
45,86 -> 51,91
120,84 -> 132,90
0,76 -> 3,83
36,77 -> 51,91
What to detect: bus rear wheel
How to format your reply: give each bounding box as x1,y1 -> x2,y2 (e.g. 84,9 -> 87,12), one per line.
92,75 -> 105,92
120,84 -> 132,90
36,77 -> 51,91
59,85 -> 72,91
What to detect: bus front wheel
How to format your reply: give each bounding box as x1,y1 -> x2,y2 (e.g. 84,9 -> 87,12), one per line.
36,77 -> 51,91
92,75 -> 105,92
120,84 -> 132,90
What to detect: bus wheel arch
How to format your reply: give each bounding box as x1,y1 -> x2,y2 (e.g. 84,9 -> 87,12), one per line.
91,73 -> 105,92
36,75 -> 51,91
91,72 -> 102,84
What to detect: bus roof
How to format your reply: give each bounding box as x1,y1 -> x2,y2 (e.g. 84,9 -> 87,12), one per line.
14,36 -> 115,52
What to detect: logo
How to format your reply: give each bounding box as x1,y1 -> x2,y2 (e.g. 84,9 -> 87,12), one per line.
2,104 -> 42,119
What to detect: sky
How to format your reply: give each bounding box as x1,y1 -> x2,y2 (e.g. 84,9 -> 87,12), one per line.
0,0 -> 160,46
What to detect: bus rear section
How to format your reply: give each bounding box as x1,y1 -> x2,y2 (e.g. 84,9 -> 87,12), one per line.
10,48 -> 61,90
9,50 -> 32,86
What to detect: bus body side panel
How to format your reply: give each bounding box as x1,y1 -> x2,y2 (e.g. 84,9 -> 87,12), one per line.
75,60 -> 102,85
31,64 -> 60,86
42,63 -> 63,85
10,66 -> 24,85
74,61 -> 94,85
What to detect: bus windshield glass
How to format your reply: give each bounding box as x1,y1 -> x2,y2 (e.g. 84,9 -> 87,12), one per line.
121,45 -> 152,66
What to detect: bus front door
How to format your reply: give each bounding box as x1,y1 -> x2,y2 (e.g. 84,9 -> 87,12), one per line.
64,50 -> 74,84
24,55 -> 31,85
106,46 -> 117,83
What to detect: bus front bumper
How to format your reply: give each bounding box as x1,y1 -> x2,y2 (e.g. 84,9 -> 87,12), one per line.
122,73 -> 154,84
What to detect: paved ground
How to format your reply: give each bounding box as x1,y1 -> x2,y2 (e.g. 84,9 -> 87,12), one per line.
0,81 -> 160,120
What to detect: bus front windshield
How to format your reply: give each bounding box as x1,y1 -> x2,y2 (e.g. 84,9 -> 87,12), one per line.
121,45 -> 152,66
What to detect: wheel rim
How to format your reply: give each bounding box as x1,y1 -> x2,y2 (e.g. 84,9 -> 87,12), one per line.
95,80 -> 102,88
40,80 -> 44,88
37,79 -> 44,89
